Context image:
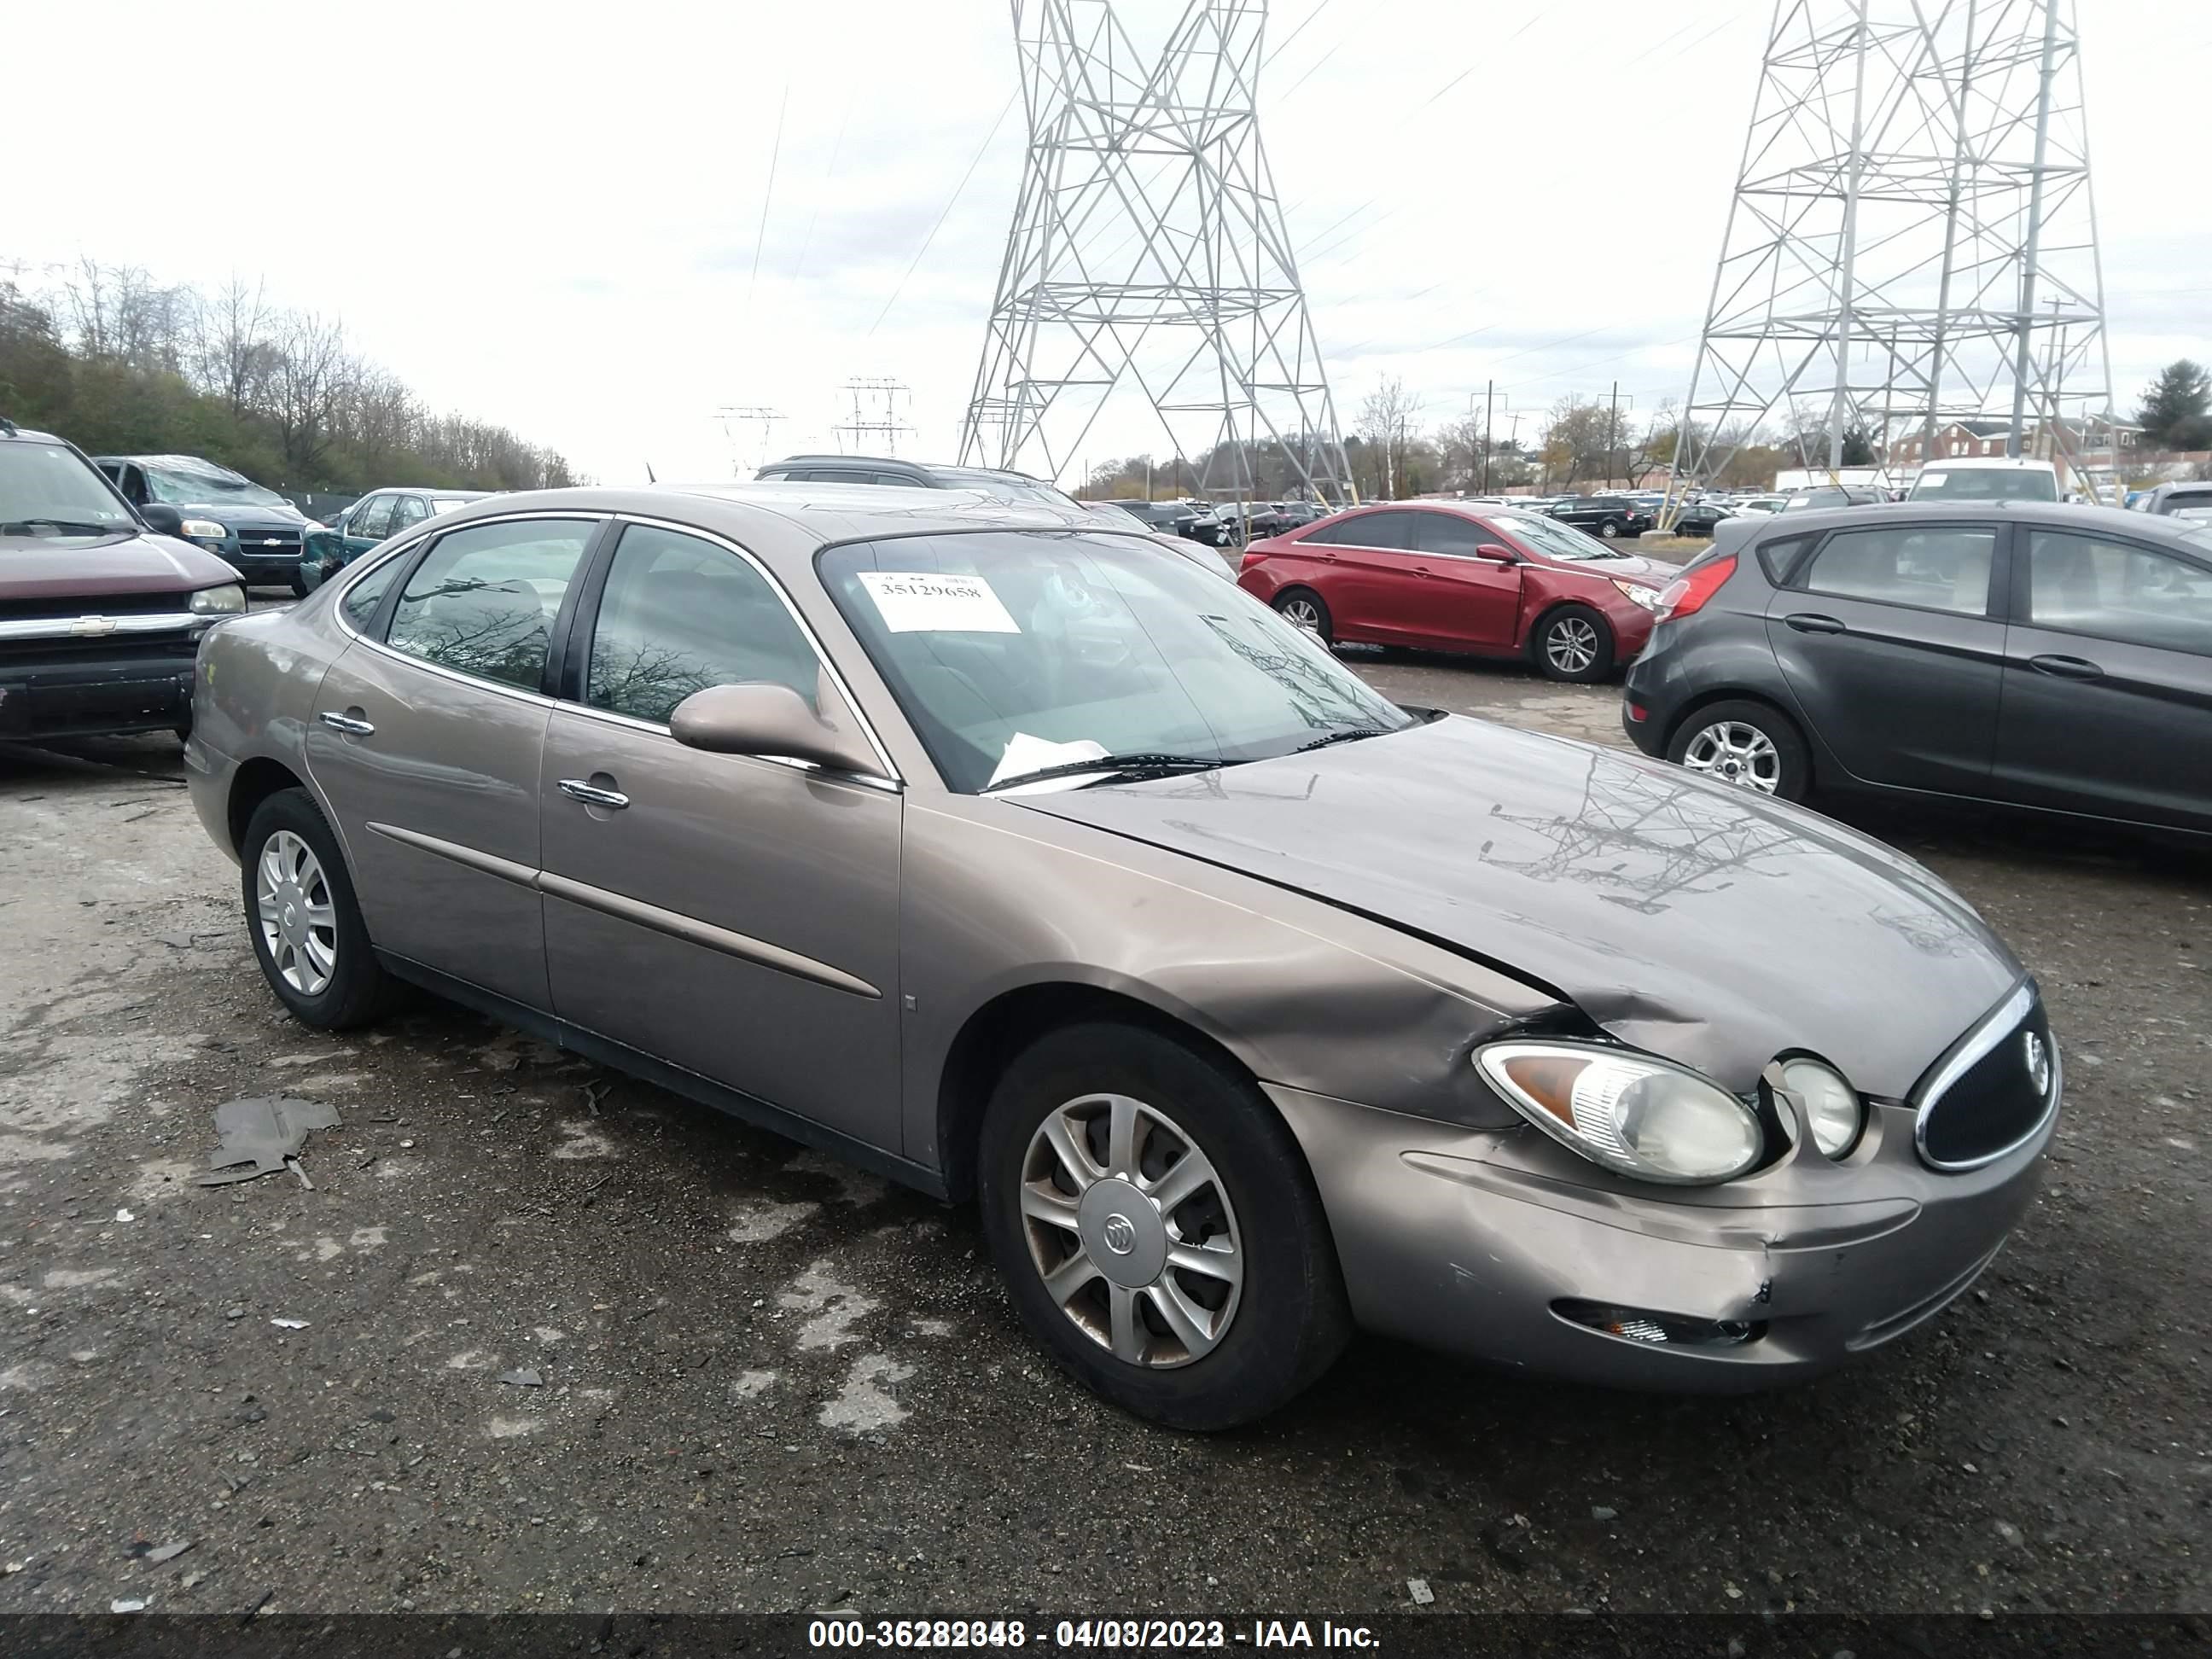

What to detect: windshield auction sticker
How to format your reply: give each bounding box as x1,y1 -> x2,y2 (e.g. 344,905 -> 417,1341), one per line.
859,571 -> 1021,634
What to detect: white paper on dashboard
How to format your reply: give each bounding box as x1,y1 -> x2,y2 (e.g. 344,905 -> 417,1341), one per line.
857,571 -> 1022,634
987,732 -> 1110,789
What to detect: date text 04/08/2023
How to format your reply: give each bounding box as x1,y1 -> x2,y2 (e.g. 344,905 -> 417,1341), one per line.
805,1619 -> 1382,1649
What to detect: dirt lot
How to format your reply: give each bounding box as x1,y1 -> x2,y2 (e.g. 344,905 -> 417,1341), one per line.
1,647 -> 2206,1618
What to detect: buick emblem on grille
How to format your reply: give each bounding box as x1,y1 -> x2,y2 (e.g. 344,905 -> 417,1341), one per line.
2022,1030 -> 2051,1096
69,615 -> 119,637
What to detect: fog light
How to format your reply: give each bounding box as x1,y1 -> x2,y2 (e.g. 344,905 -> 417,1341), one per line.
1554,1299 -> 1761,1349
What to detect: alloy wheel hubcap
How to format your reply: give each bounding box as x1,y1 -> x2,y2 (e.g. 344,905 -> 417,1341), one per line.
255,830 -> 338,996
1018,1093 -> 1243,1369
1682,720 -> 1782,793
1280,599 -> 1322,637
1547,617 -> 1599,672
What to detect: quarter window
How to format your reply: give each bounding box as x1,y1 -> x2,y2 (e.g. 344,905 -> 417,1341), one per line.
340,554 -> 405,632
1796,526 -> 1997,615
2026,531 -> 2212,656
383,519 -> 596,691
585,525 -> 821,724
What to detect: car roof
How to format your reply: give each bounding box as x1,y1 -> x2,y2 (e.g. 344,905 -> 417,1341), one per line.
92,452 -> 245,474
1915,456 -> 2055,470
760,454 -> 1054,487
361,485 -> 496,498
1743,498 -> 2206,543
0,424 -> 68,445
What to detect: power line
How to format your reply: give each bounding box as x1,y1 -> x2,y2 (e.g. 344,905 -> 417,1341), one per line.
747,82 -> 791,308
868,92 -> 1018,338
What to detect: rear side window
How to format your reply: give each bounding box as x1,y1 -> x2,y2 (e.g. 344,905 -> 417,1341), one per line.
352,494 -> 397,539
383,519 -> 597,691
340,554 -> 405,632
1306,510 -> 1420,550
1796,526 -> 1998,615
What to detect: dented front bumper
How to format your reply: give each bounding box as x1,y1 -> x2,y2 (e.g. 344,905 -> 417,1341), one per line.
1267,1080 -> 2052,1391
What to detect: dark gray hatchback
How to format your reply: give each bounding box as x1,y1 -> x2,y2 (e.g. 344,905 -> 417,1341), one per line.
1622,502 -> 2212,835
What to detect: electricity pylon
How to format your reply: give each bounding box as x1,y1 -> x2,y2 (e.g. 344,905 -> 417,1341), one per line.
958,1 -> 1353,503
1669,0 -> 2115,501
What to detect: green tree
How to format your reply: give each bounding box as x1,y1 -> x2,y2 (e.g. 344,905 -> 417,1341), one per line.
2136,359 -> 2212,450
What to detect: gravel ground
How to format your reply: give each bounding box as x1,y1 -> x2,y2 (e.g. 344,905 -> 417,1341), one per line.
1,643 -> 2206,1619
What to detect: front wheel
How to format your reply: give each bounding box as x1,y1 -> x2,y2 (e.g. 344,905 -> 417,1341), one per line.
240,788 -> 394,1029
1667,699 -> 1812,802
977,1022 -> 1351,1430
1533,604 -> 1615,683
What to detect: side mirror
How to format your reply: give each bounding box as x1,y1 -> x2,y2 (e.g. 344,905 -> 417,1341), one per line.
669,681 -> 882,777
140,503 -> 185,536
1476,543 -> 1520,564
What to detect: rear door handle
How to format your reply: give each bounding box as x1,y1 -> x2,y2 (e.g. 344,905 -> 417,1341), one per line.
318,711 -> 375,736
2028,654 -> 2104,682
1783,613 -> 1846,635
558,778 -> 630,810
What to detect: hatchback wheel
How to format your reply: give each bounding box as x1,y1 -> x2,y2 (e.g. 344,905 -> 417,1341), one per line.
1534,604 -> 1615,683
1668,699 -> 1811,801
1272,588 -> 1333,647
241,788 -> 393,1029
977,1022 -> 1350,1429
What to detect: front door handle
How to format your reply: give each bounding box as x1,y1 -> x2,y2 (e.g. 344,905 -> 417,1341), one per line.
2028,654 -> 2104,682
558,778 -> 631,810
318,711 -> 375,736
1784,613 -> 1847,635
1411,565 -> 1434,578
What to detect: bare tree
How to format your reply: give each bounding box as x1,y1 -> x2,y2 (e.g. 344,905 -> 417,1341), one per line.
266,311 -> 355,478
1355,377 -> 1423,498
194,278 -> 279,419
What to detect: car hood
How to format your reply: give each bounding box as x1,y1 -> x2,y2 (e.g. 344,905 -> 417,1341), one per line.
0,532 -> 242,598
1013,715 -> 2020,1097
1547,552 -> 1679,585
166,500 -> 307,528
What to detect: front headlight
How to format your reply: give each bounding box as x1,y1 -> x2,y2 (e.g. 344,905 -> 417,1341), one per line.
1772,1057 -> 1866,1159
189,584 -> 247,615
1612,579 -> 1663,611
180,518 -> 229,540
1475,1039 -> 1763,1185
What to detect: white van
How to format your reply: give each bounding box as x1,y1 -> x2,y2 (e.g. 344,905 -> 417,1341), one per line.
1906,457 -> 2060,504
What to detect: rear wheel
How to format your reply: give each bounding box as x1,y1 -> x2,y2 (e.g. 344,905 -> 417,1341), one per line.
1534,604 -> 1615,683
1598,519 -> 1622,539
1668,698 -> 1812,802
977,1022 -> 1351,1429
1272,588 -> 1333,647
240,788 -> 394,1029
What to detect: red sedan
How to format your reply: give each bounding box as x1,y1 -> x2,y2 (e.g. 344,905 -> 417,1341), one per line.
1237,502 -> 1680,682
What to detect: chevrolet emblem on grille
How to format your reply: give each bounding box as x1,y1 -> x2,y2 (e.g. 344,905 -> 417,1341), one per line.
69,616 -> 119,637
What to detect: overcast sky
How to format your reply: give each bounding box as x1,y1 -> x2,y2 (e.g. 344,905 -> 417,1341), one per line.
9,0 -> 2208,486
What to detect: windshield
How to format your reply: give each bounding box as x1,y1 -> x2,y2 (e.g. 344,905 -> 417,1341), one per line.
818,530 -> 1413,794
143,462 -> 289,509
1909,466 -> 2058,503
0,441 -> 137,538
1493,510 -> 1626,562
931,469 -> 1081,509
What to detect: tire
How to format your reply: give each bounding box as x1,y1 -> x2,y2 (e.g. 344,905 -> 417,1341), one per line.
977,1021 -> 1352,1430
239,788 -> 393,1030
1666,697 -> 1813,802
288,567 -> 310,599
1272,587 -> 1333,647
1598,519 -> 1622,538
1533,604 -> 1615,683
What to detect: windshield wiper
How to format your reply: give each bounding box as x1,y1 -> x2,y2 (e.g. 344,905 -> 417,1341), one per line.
1295,726 -> 1397,752
2,518 -> 127,537
986,752 -> 1227,792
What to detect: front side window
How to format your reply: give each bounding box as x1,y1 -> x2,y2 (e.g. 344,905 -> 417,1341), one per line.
585,525 -> 821,725
351,494 -> 397,540
2026,531 -> 2212,655
818,531 -> 1412,795
1797,526 -> 1997,615
1412,512 -> 1489,556
383,519 -> 596,691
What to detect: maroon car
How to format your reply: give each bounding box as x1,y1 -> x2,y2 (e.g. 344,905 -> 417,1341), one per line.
1,419 -> 246,742
1237,501 -> 1679,681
